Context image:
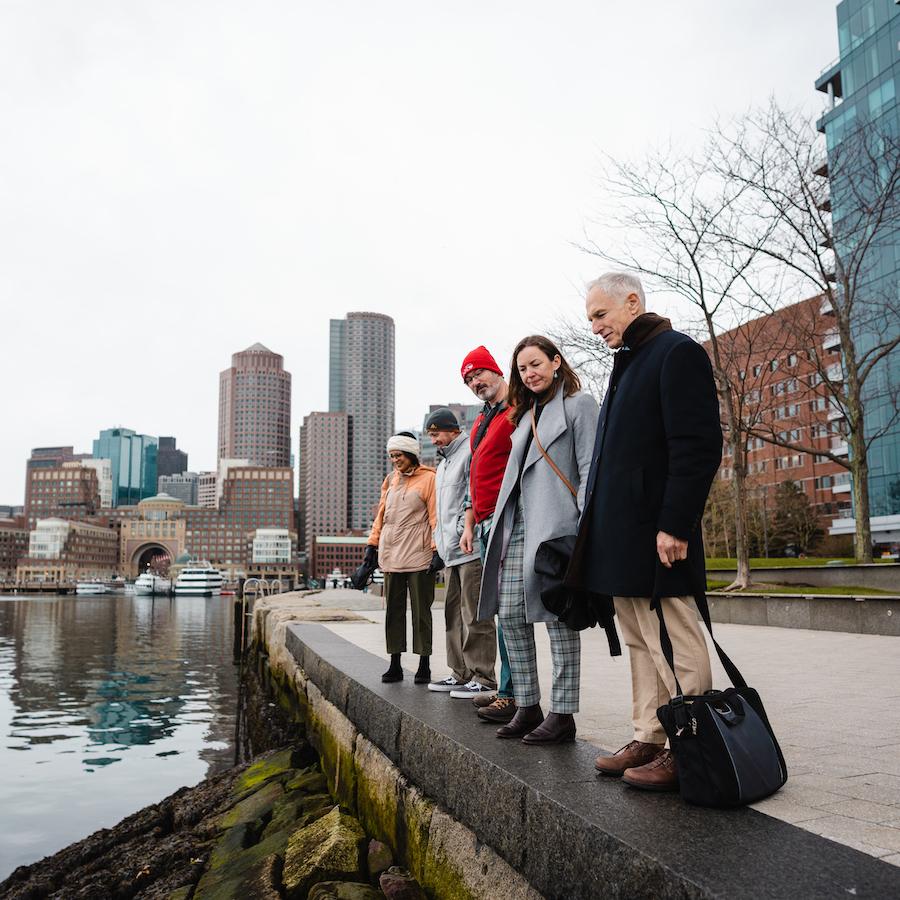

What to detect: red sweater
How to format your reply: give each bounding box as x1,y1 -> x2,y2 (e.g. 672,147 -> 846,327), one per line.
469,407 -> 515,524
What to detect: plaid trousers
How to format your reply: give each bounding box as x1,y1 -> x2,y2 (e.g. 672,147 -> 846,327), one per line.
498,503 -> 581,713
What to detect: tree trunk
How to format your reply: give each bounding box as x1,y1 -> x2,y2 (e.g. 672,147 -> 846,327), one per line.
851,440 -> 873,564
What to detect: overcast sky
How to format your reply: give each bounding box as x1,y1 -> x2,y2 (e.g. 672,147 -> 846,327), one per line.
0,1 -> 838,504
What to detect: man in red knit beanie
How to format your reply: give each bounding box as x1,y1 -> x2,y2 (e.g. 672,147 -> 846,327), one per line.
458,346 -> 518,723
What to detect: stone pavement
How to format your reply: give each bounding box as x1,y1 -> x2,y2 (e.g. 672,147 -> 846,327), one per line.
317,595 -> 900,866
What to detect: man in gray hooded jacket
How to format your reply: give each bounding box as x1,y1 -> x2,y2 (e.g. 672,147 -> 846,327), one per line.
425,408 -> 498,698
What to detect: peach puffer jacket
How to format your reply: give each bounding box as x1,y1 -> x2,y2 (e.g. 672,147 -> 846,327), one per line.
367,466 -> 437,573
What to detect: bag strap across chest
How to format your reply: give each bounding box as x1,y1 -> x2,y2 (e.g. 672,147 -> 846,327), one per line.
530,408 -> 576,498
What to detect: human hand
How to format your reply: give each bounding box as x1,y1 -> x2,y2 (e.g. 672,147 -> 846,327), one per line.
428,550 -> 445,575
460,525 -> 474,555
656,531 -> 688,569
364,545 -> 378,568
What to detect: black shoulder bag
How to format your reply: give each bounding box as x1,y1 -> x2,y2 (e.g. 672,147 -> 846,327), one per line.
655,592 -> 787,808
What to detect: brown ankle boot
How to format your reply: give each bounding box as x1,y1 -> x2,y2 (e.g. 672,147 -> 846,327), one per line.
521,712 -> 576,745
496,704 -> 543,739
594,740 -> 664,776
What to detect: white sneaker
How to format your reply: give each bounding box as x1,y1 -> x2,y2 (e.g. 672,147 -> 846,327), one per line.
449,680 -> 493,699
428,676 -> 462,693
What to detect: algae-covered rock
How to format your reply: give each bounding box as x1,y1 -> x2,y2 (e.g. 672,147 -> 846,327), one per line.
262,790 -> 335,841
285,768 -> 329,794
218,779 -> 284,830
193,851 -> 282,900
283,806 -> 366,899
232,747 -> 299,797
308,882 -> 384,899
380,866 -> 427,900
194,830 -> 288,900
367,838 -> 394,879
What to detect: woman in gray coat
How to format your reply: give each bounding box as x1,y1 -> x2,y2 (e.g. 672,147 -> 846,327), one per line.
479,335 -> 598,744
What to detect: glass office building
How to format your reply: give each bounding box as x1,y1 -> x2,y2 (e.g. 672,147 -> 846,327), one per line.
92,428 -> 158,507
815,0 -> 900,545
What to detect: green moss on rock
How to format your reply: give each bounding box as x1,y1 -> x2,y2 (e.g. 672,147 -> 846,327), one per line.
218,779 -> 285,831
282,806 -> 366,900
233,748 -> 297,796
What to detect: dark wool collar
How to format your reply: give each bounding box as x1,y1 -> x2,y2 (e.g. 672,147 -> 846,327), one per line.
623,312 -> 672,349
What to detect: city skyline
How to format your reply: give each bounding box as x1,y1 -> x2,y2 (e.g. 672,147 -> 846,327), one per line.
0,1 -> 838,504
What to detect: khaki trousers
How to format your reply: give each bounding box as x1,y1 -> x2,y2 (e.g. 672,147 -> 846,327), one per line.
614,595 -> 713,745
444,558 -> 497,689
384,570 -> 435,656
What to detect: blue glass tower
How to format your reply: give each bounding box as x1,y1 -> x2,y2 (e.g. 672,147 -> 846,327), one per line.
92,428 -> 159,507
815,0 -> 900,546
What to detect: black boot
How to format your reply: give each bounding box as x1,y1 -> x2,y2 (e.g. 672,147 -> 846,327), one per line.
414,655 -> 431,685
521,712 -> 576,745
382,653 -> 403,683
496,704 -> 543,739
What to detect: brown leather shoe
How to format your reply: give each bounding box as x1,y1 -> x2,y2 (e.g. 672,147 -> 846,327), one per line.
594,740 -> 664,776
622,749 -> 679,792
496,704 -> 543,739
471,690 -> 500,708
521,712 -> 576,745
476,696 -> 516,723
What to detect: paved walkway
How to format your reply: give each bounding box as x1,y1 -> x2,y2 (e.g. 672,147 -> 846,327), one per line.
317,593 -> 900,866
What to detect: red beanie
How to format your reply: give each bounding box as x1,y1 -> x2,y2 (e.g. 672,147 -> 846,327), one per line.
460,346 -> 502,381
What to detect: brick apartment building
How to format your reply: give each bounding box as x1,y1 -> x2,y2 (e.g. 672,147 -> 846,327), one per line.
706,294 -> 851,528
0,519 -> 29,581
312,534 -> 369,581
24,461 -> 100,527
16,518 -> 120,584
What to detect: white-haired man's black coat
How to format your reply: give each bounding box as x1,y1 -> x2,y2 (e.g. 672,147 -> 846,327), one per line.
566,314 -> 722,600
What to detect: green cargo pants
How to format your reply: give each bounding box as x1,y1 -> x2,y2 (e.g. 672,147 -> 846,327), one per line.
384,569 -> 435,656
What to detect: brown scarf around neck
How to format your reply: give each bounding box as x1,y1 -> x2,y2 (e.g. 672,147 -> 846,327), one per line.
623,312 -> 672,349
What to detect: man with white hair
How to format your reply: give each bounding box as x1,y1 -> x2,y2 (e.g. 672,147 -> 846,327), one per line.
566,272 -> 722,791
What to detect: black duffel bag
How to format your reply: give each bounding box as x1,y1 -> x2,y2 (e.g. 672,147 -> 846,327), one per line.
655,591 -> 787,808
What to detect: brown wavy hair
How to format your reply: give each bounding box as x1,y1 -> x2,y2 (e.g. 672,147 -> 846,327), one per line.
507,335 -> 581,424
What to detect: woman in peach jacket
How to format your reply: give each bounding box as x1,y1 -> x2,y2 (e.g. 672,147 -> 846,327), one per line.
366,432 -> 440,684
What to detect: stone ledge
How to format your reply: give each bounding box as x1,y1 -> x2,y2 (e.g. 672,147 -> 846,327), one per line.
284,623 -> 900,900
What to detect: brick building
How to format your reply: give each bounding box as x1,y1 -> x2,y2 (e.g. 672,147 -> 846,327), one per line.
706,295 -> 851,528
0,519 -> 29,581
298,412 -> 350,564
24,462 -> 101,527
218,343 -> 292,468
16,518 -> 120,584
311,534 -> 369,581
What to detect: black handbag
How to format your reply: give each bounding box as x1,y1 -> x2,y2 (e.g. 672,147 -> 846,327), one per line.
349,559 -> 376,591
655,591 -> 787,808
534,536 -> 621,654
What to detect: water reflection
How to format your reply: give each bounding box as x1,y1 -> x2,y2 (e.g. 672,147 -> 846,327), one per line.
0,593 -> 239,878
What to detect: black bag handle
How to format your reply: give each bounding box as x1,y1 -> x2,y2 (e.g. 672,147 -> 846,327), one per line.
653,574 -> 747,695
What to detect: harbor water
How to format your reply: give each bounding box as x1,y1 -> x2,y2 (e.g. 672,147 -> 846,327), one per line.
0,592 -> 240,879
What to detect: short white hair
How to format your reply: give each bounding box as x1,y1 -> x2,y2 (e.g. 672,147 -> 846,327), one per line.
586,272 -> 646,308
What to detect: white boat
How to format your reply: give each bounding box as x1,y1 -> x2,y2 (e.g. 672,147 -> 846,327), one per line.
174,564 -> 224,596
76,582 -> 112,595
134,570 -> 172,596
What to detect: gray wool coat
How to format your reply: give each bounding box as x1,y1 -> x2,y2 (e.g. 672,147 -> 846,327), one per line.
478,388 -> 599,625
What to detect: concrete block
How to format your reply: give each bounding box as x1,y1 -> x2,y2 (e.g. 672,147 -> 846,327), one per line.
423,806 -> 543,900
809,599 -> 862,633
354,734 -> 405,854
307,681 -> 358,811
401,785 -> 435,889
859,600 -> 900,636
726,597 -> 769,626
766,598 -> 812,630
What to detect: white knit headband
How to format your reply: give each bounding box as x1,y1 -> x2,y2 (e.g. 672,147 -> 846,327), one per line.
387,435 -> 420,458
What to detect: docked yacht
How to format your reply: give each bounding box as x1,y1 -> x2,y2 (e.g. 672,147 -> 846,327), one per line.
75,582 -> 112,595
134,570 -> 172,596
174,564 -> 224,596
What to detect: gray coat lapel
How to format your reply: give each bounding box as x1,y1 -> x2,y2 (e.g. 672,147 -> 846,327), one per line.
522,387 -> 567,473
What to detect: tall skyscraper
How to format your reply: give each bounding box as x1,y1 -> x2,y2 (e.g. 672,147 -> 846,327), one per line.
299,412 -> 351,562
156,437 -> 188,478
329,313 -> 395,529
218,343 -> 292,469
92,428 -> 158,507
815,0 -> 899,544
